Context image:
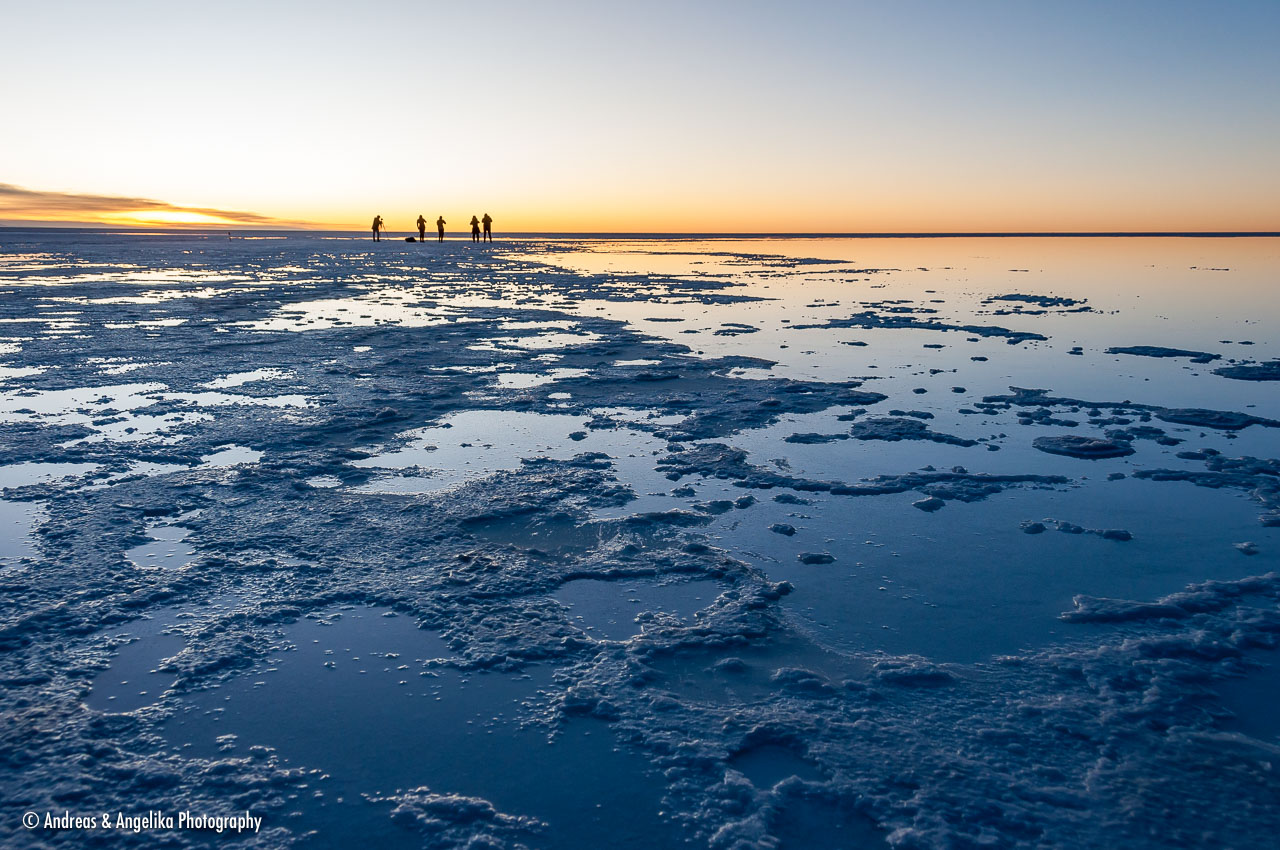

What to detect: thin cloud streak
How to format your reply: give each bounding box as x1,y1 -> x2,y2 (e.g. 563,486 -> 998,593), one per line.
0,183 -> 302,226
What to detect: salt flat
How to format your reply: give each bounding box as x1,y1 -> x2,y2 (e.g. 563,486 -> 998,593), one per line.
1,231 -> 1278,848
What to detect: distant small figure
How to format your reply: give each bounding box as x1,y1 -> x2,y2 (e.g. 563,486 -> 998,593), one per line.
372,215 -> 384,242
482,213 -> 493,243
416,214 -> 426,242
470,215 -> 481,243
436,216 -> 446,242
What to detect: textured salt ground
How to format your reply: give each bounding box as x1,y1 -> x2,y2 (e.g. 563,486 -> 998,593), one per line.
1,233 -> 1279,849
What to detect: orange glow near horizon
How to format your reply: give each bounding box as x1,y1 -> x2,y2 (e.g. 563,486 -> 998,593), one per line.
99,210 -> 244,227
5,175 -> 1278,234
7,196 -> 1278,234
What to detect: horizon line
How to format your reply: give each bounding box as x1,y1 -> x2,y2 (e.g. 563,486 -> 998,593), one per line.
1,224 -> 1278,239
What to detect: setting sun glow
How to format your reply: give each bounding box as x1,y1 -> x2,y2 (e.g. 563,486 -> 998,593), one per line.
101,211 -> 241,227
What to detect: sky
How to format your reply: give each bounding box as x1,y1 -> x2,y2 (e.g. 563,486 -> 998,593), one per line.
2,0 -> 1278,232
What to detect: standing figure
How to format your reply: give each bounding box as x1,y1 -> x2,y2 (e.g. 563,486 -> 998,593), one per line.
416,214 -> 427,242
436,216 -> 446,242
470,215 -> 481,243
372,215 -> 383,242
481,213 -> 493,242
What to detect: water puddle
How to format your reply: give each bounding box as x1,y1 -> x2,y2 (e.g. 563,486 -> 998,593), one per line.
494,368 -> 590,390
82,461 -> 192,490
0,381 -> 219,443
203,368 -> 295,389
0,461 -> 98,488
555,578 -> 720,641
353,411 -> 674,502
1215,658 -> 1280,743
727,744 -> 826,788
0,499 -> 43,570
772,795 -> 887,850
87,597 -> 242,713
0,382 -> 161,422
200,445 -> 263,466
88,627 -> 186,712
641,632 -> 865,706
239,292 -> 469,332
714,477 -> 1278,662
463,511 -> 619,554
306,475 -> 343,488
468,330 -> 602,352
125,524 -> 198,570
0,365 -> 46,381
158,390 -> 312,409
161,606 -> 683,848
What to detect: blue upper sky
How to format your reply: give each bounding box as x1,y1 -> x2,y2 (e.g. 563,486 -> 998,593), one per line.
2,0 -> 1277,230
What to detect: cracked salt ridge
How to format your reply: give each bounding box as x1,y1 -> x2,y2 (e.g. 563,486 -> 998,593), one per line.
981,293 -> 1090,311
786,415 -> 983,448
1215,360 -> 1280,382
724,409 -> 1024,483
980,386 -> 1280,432
1132,453 -> 1280,527
791,310 -> 1049,344
701,476 -> 1276,661
1105,345 -> 1221,363
160,607 -> 685,850
657,442 -> 1067,506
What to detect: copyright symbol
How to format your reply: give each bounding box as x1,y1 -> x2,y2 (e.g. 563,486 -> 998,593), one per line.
22,811 -> 40,829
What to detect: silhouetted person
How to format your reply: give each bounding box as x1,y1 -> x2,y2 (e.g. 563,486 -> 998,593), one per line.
372,215 -> 383,242
470,215 -> 481,243
482,213 -> 493,242
436,216 -> 446,242
416,214 -> 426,242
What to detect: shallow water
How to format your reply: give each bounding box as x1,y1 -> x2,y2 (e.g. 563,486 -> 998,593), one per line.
353,409 -> 677,504
160,607 -> 684,849
555,577 -> 720,641
0,498 -> 42,570
124,523 -> 197,570
713,477 -> 1276,661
